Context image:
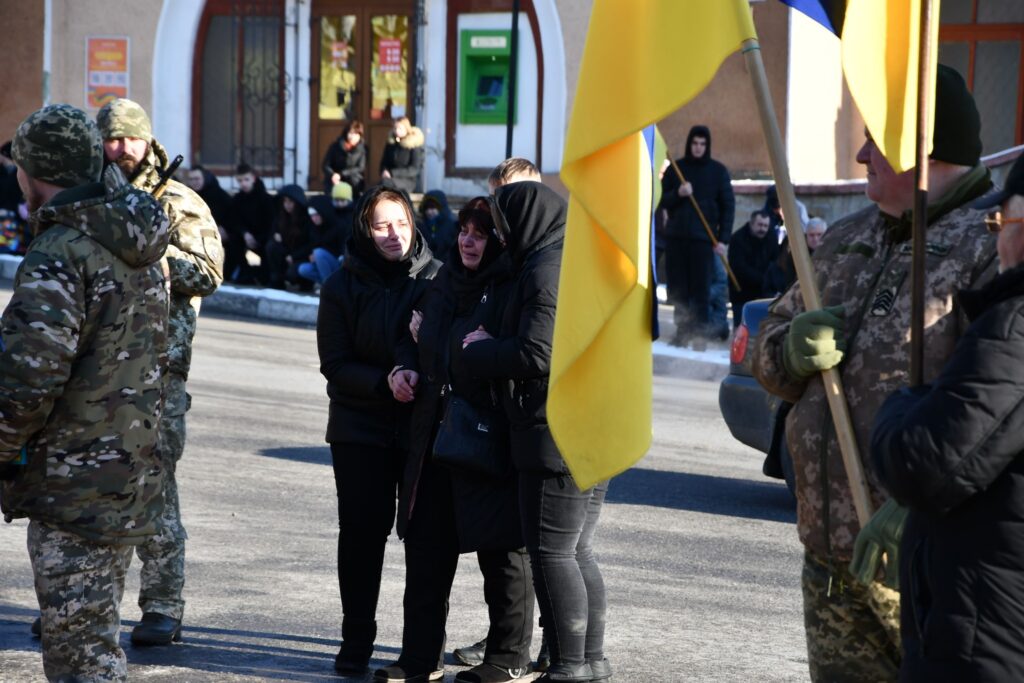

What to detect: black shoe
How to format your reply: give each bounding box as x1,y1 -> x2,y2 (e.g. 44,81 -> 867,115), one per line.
334,648 -> 370,677
588,658 -> 613,681
534,662 -> 592,682
335,617 -> 376,675
536,635 -> 550,672
30,616 -> 40,638
454,637 -> 488,666
130,612 -> 182,646
373,661 -> 444,682
455,663 -> 532,682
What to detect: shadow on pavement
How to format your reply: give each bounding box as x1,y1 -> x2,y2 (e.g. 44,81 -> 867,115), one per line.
0,603 -> 402,682
607,467 -> 796,523
258,446 -> 332,466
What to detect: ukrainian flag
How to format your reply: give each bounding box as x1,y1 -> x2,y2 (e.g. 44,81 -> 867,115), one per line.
550,0 -> 757,489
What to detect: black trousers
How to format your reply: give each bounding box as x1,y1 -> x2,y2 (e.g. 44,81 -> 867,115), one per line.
400,464 -> 534,671
331,441 -> 404,646
665,237 -> 714,330
519,472 -> 608,669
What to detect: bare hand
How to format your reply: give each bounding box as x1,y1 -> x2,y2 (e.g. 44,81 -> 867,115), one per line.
713,242 -> 727,258
409,310 -> 423,344
462,325 -> 493,348
381,169 -> 392,179
331,173 -> 341,184
677,182 -> 693,198
388,367 -> 419,403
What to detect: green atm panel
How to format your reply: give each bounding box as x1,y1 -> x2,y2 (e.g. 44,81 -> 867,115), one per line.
459,29 -> 516,125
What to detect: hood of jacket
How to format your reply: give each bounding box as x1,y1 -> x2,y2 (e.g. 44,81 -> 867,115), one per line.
420,189 -> 451,216
32,166 -> 170,268
309,194 -> 340,232
958,261 -> 1024,322
344,184 -> 434,282
278,183 -> 308,207
392,125 -> 425,149
685,125 -> 712,165
492,181 -> 567,264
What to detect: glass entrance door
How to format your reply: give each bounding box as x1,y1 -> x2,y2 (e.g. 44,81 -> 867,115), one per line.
310,1 -> 414,191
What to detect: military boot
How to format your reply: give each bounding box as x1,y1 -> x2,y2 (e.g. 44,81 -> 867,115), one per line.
130,612 -> 182,646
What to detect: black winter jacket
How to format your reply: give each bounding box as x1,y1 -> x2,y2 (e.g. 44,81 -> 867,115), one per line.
728,223 -> 780,304
322,139 -> 366,192
396,255 -> 521,551
229,178 -> 274,246
317,186 -> 441,447
462,182 -> 569,475
658,125 -> 735,243
379,126 -> 425,194
872,263 -> 1024,682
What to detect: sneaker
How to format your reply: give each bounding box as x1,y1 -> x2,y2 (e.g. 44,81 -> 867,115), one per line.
454,663 -> 531,682
454,637 -> 487,666
373,661 -> 444,682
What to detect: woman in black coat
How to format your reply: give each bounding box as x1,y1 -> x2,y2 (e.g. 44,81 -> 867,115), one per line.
265,184 -> 313,290
322,120 -> 367,195
870,162 -> 1024,682
379,117 -> 425,195
462,182 -> 612,683
375,200 -> 533,683
316,185 -> 440,678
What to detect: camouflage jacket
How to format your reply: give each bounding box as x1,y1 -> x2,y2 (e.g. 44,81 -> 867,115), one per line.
752,167 -> 997,563
133,139 -> 223,382
0,169 -> 171,544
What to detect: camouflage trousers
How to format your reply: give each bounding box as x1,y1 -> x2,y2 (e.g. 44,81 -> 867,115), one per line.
802,551 -> 901,683
28,520 -> 133,683
134,375 -> 188,620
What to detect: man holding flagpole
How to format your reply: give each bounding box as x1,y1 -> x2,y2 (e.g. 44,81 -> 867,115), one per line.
753,66 -> 997,682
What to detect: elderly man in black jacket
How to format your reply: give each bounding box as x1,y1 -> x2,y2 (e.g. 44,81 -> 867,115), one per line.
870,154 -> 1024,682
658,125 -> 735,346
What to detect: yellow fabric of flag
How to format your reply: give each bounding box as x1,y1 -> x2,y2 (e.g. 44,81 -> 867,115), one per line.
841,0 -> 941,174
551,0 -> 756,489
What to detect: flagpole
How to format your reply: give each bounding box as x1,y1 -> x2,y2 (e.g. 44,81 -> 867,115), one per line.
911,0 -> 936,386
740,38 -> 874,526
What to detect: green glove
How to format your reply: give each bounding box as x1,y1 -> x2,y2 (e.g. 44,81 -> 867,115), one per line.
849,499 -> 908,590
783,305 -> 846,381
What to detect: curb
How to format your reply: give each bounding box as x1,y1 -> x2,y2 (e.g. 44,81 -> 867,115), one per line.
1,253 -> 728,381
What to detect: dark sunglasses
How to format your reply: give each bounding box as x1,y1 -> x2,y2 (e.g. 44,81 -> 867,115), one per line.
984,210 -> 1024,234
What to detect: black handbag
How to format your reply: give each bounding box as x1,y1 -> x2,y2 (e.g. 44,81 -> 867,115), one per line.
432,391 -> 510,479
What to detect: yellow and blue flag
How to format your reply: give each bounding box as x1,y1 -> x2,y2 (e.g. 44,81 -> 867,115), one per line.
550,0 -> 757,489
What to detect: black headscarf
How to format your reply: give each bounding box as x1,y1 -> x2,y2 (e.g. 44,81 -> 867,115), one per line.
491,182 -> 567,265
345,184 -> 427,282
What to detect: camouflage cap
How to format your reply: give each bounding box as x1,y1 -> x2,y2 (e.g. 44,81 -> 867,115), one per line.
11,104 -> 104,188
96,98 -> 152,141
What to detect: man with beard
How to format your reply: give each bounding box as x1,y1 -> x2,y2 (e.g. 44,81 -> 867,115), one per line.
96,98 -> 224,646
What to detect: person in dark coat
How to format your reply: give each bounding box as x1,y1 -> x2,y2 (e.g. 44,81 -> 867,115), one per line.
229,163 -> 274,284
322,120 -> 367,195
727,209 -> 779,328
870,155 -> 1024,683
418,189 -> 458,258
380,117 -> 425,195
0,140 -> 28,254
186,165 -> 237,278
375,200 -> 533,683
461,182 -> 612,683
317,185 -> 441,678
264,184 -> 312,290
298,195 -> 347,285
762,217 -> 828,298
658,125 -> 735,346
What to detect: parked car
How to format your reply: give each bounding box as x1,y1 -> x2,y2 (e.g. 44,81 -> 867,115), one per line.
718,298 -> 795,497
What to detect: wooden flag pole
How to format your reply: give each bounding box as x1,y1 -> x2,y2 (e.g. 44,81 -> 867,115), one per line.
911,0 -> 936,386
741,37 -> 874,526
666,155 -> 742,291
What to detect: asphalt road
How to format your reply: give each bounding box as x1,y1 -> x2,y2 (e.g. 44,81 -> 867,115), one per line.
0,296 -> 807,682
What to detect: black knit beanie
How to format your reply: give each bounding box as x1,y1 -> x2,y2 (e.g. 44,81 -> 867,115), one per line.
931,64 -> 982,167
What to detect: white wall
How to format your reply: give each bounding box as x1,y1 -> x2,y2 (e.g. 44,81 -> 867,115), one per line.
785,9 -> 843,182
152,0 -> 204,164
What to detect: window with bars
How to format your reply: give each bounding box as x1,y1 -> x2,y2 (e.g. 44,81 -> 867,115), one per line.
939,0 -> 1024,154
192,0 -> 286,174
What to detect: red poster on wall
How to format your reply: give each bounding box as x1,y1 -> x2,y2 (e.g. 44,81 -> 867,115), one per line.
86,37 -> 130,108
378,38 -> 402,73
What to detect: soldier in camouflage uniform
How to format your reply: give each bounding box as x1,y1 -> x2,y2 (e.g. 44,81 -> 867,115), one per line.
752,66 -> 998,682
0,104 -> 170,682
96,98 -> 224,646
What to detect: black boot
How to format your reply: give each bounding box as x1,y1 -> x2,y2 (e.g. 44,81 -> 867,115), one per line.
534,662 -> 592,682
587,658 -> 613,681
335,617 -> 377,676
130,612 -> 182,646
454,637 -> 487,666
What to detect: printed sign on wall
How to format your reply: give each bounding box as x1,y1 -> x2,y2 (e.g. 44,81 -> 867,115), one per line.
86,37 -> 130,108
